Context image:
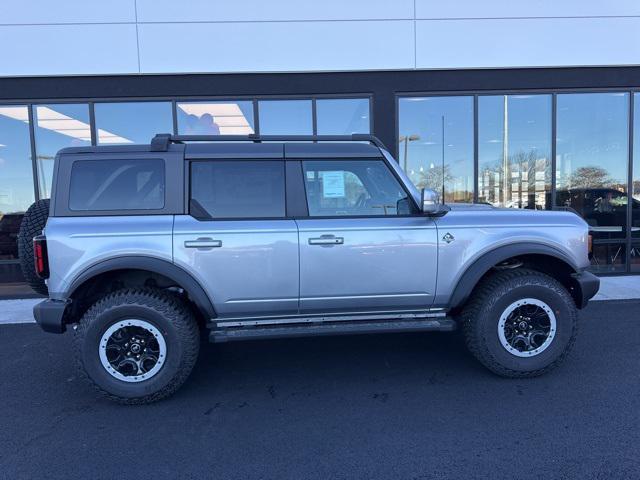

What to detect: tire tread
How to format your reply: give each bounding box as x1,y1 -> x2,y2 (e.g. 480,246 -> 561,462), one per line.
73,288 -> 200,405
460,268 -> 578,378
17,199 -> 50,296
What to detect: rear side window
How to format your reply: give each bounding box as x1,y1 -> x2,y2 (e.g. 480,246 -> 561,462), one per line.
190,160 -> 285,219
69,159 -> 165,211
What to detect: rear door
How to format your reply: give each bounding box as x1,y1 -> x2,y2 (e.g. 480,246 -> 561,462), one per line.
289,145 -> 439,314
173,144 -> 299,318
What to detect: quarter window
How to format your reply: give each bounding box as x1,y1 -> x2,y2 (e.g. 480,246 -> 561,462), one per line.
69,159 -> 165,211
190,160 -> 286,219
302,160 -> 416,217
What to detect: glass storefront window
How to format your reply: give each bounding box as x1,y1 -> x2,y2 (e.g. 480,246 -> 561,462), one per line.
0,106 -> 35,263
316,98 -> 370,134
177,101 -> 254,135
556,92 -> 629,272
478,95 -> 551,209
632,94 -> 640,272
258,100 -> 312,135
95,102 -> 173,145
398,96 -> 474,203
33,104 -> 91,199
632,242 -> 640,272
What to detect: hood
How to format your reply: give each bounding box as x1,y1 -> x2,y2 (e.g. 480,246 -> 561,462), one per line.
445,202 -> 495,211
438,202 -> 588,229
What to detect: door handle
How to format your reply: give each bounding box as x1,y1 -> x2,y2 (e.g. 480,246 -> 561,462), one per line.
308,236 -> 344,246
184,238 -> 222,249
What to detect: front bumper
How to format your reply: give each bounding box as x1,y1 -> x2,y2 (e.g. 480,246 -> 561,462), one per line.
33,299 -> 68,333
571,270 -> 600,309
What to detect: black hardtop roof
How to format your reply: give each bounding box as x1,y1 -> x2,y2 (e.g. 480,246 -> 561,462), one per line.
56,134 -> 386,159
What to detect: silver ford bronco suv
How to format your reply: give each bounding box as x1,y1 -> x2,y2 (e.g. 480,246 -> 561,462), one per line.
21,133 -> 599,404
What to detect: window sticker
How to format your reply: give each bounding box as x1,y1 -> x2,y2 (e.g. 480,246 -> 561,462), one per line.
322,171 -> 345,198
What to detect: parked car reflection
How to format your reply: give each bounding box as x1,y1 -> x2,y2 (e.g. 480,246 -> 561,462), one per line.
0,213 -> 23,260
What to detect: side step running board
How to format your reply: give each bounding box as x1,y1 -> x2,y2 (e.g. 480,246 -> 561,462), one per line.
210,318 -> 456,343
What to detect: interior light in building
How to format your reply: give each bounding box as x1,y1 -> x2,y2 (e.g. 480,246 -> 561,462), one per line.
178,103 -> 254,134
0,106 -> 132,144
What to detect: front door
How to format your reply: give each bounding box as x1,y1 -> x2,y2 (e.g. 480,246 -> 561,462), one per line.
173,157 -> 299,318
295,158 -> 438,314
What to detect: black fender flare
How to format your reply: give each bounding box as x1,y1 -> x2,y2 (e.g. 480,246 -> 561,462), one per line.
448,242 -> 580,310
65,256 -> 216,318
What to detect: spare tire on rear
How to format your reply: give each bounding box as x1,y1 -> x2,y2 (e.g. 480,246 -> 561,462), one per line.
18,199 -> 50,296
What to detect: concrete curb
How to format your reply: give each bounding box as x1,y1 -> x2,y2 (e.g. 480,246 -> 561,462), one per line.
1,276 -> 638,325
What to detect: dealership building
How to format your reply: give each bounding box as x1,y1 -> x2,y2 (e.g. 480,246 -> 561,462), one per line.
1,0 -> 640,285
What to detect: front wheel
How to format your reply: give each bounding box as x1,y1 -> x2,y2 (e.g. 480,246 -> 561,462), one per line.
460,269 -> 578,378
74,288 -> 200,404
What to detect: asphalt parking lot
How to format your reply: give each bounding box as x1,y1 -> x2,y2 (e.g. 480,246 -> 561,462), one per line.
1,300 -> 639,480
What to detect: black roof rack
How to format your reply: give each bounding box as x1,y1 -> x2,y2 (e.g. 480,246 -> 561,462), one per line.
150,133 -> 387,152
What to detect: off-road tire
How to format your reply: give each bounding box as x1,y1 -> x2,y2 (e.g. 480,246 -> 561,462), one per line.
74,288 -> 200,404
460,269 -> 578,378
17,199 -> 50,296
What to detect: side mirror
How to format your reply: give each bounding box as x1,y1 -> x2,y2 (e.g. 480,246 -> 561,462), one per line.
421,188 -> 442,214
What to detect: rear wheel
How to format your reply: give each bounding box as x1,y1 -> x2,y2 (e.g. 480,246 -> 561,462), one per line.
460,269 -> 578,378
17,199 -> 50,296
74,288 -> 200,404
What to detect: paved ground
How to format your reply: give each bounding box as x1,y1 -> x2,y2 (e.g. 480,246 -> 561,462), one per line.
0,300 -> 638,479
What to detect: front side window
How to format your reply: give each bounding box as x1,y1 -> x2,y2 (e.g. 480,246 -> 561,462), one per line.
190,160 -> 285,219
302,160 -> 416,217
69,159 -> 165,211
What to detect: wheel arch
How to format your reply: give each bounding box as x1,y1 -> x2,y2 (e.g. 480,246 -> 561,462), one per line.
449,243 -> 584,311
65,256 -> 216,321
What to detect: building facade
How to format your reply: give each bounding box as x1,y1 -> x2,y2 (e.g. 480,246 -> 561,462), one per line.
1,1 -> 640,282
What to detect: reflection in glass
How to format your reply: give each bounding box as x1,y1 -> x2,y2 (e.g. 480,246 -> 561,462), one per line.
632,94 -> 640,271
556,93 -> 629,272
316,98 -> 370,134
631,243 -> 640,272
478,95 -> 551,209
633,94 -> 640,238
33,104 -> 90,199
0,106 -> 35,262
398,96 -> 474,203
258,100 -> 312,135
177,101 -> 254,135
95,102 -> 173,145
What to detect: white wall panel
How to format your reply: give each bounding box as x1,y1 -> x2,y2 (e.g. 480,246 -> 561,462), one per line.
416,17 -> 640,69
136,0 -> 414,22
138,21 -> 415,74
0,24 -> 139,76
416,0 -> 640,19
1,0 -> 135,24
